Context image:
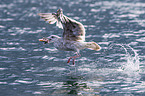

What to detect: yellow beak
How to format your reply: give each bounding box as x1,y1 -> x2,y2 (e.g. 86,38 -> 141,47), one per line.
39,39 -> 45,42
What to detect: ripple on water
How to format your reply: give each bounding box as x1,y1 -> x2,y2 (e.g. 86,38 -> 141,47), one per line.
7,27 -> 42,35
44,48 -> 58,52
0,18 -> 14,21
1,0 -> 145,95
0,82 -> 8,85
0,47 -> 26,51
37,81 -> 63,88
34,81 -> 63,95
42,55 -> 56,60
136,37 -> 145,42
14,78 -> 38,84
0,68 -> 8,71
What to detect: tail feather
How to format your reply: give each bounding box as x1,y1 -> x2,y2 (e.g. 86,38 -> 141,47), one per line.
86,42 -> 101,51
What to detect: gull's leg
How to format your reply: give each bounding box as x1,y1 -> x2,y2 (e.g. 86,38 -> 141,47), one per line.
72,59 -> 76,65
67,53 -> 81,65
72,53 -> 81,65
67,58 -> 71,64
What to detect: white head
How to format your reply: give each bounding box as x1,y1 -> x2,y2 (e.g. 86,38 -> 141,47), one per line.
39,35 -> 60,44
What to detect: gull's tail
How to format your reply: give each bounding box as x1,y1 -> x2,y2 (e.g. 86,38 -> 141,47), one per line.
38,9 -> 64,29
86,42 -> 101,51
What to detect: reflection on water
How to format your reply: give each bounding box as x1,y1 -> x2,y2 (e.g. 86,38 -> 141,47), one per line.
1,0 -> 145,95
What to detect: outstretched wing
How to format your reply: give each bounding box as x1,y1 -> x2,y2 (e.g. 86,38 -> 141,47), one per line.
62,18 -> 86,41
38,13 -> 63,29
38,9 -> 86,41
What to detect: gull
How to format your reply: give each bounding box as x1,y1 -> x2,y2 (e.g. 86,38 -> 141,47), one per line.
38,9 -> 101,65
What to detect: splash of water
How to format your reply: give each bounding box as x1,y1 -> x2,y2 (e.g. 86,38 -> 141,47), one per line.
109,44 -> 140,72
120,44 -> 140,72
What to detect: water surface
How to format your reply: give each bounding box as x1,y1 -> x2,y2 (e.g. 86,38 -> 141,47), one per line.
0,0 -> 145,96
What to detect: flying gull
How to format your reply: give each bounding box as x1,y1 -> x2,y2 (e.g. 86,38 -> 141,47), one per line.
38,9 -> 101,65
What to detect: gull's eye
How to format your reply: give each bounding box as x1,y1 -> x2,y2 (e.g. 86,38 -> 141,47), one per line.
51,36 -> 54,38
43,37 -> 47,40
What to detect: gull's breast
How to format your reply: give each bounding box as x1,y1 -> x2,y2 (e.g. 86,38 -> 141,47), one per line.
54,40 -> 76,51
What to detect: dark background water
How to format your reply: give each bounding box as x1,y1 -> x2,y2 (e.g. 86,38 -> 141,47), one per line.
1,0 -> 145,96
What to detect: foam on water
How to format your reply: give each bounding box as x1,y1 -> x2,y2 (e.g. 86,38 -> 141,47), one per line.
120,44 -> 140,72
110,44 -> 140,72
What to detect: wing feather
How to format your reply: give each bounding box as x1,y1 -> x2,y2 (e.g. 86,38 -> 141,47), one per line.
38,13 -> 63,29
38,9 -> 86,41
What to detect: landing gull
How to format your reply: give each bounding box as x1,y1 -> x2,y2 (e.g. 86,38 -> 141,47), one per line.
38,9 -> 101,64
